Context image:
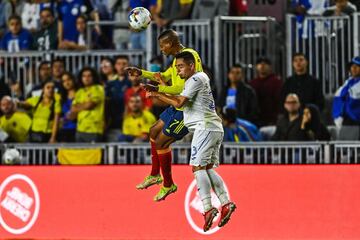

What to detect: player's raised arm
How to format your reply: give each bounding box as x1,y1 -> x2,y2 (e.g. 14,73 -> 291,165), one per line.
147,92 -> 188,109
125,66 -> 171,83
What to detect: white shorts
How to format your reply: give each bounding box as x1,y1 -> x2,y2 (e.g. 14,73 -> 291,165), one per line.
189,129 -> 224,167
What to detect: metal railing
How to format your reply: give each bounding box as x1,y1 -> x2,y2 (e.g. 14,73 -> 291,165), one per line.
286,14 -> 353,96
214,16 -> 280,96
354,13 -> 360,57
2,141 -> 360,165
0,50 -> 145,95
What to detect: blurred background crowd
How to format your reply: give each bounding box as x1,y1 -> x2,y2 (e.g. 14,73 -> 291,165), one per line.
0,0 -> 360,144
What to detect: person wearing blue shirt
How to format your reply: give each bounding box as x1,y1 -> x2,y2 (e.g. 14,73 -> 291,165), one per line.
57,0 -> 100,44
129,0 -> 157,50
222,108 -> 262,142
0,15 -> 32,52
333,56 -> 360,128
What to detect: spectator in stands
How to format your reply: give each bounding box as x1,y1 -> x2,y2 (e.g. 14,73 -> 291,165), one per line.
302,104 -> 331,140
105,55 -> 131,129
99,57 -> 118,83
250,57 -> 283,126
17,80 -> 61,143
218,64 -> 259,124
51,58 -> 66,84
27,61 -> 52,98
153,0 -> 193,28
191,0 -> 229,19
21,0 -> 42,32
58,15 -> 88,51
281,53 -> 324,111
229,0 -> 248,16
323,0 -> 357,16
272,93 -> 307,141
59,72 -> 78,142
124,71 -> 152,110
119,94 -> 156,142
57,0 -> 100,48
0,96 -> 31,142
129,0 -> 157,50
3,0 -> 25,27
333,56 -> 360,128
68,67 -> 105,143
0,15 -> 32,52
0,78 -> 11,103
222,108 -> 262,142
32,7 -> 58,51
0,0 -> 7,38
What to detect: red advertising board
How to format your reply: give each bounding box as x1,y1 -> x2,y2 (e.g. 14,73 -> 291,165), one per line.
1,165 -> 360,239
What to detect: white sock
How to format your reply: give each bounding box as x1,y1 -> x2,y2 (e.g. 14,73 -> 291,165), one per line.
194,170 -> 213,212
207,169 -> 230,206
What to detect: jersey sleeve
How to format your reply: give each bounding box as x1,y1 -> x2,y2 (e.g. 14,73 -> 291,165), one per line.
141,67 -> 172,82
181,76 -> 203,100
26,96 -> 39,107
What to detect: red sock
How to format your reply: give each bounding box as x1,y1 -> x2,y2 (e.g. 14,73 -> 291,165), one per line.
158,149 -> 173,187
150,140 -> 160,176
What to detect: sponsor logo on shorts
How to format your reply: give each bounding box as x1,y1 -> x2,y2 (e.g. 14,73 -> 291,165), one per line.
0,174 -> 40,235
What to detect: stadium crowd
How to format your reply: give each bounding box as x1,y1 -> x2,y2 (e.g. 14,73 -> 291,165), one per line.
0,0 -> 360,144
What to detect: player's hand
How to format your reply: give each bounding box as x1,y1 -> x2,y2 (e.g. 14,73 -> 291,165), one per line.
145,91 -> 158,98
154,72 -> 166,85
142,83 -> 159,92
125,67 -> 142,77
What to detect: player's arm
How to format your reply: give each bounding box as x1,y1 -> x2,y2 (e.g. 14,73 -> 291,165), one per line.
147,92 -> 188,109
126,66 -> 171,82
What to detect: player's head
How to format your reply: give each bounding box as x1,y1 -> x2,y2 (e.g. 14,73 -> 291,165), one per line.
350,56 -> 360,78
292,53 -> 308,75
40,8 -> 55,28
175,51 -> 196,79
284,93 -> 300,115
158,29 -> 181,56
128,94 -> 143,114
0,96 -> 15,116
228,64 -> 243,84
8,15 -> 22,35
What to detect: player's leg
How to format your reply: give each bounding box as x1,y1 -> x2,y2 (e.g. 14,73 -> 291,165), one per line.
190,129 -> 219,232
206,132 -> 236,228
136,120 -> 164,190
153,132 -> 178,201
153,107 -> 188,201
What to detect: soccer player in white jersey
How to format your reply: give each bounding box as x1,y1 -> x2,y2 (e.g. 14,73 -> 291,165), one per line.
146,51 -> 236,232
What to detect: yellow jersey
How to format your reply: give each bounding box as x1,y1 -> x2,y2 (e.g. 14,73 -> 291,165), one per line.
26,95 -> 61,133
141,48 -> 203,95
0,112 -> 32,142
122,110 -> 156,137
73,84 -> 105,134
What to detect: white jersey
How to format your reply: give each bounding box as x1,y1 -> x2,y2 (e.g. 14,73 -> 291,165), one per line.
181,72 -> 223,132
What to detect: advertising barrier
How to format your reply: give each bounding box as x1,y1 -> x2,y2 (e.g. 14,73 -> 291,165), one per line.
1,165 -> 360,239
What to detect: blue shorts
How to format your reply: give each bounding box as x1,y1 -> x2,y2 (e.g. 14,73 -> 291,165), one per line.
159,106 -> 189,140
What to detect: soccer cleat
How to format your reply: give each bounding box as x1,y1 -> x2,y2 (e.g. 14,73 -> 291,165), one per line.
218,202 -> 237,228
153,184 -> 177,201
136,174 -> 163,190
203,207 -> 219,232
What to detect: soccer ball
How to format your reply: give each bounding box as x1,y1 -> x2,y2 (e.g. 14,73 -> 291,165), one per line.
128,7 -> 152,31
2,148 -> 22,165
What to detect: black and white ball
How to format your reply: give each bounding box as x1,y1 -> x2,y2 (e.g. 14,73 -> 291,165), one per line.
128,7 -> 152,31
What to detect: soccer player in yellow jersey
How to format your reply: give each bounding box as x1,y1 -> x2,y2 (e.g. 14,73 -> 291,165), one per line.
126,29 -> 203,201
0,96 -> 32,142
